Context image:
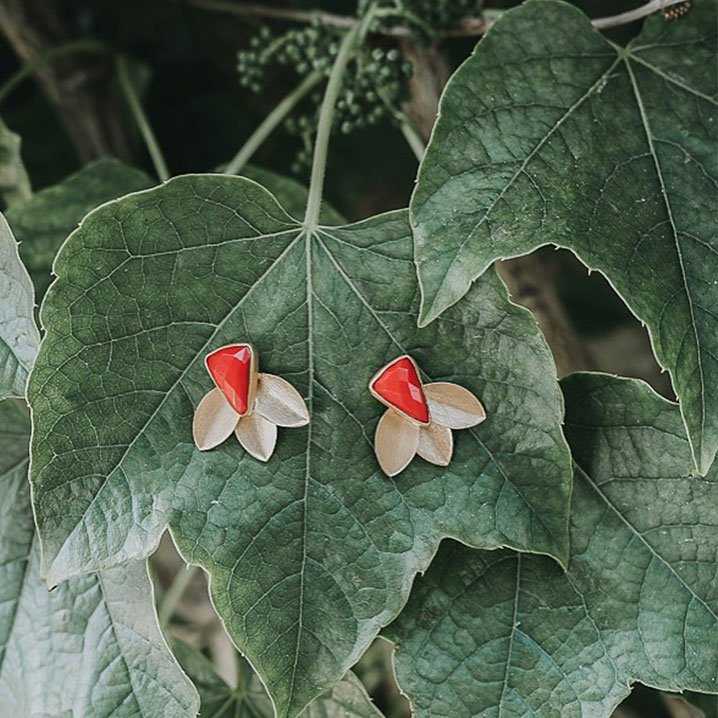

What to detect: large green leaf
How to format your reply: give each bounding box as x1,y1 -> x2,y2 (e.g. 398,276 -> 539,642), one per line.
29,174 -> 571,717
5,158 -> 152,300
0,400 -> 199,717
174,641 -> 382,718
411,0 -> 718,474
0,212 -> 40,399
387,373 -> 718,716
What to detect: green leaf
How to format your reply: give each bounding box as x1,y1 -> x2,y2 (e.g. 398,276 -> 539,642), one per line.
5,157 -> 152,300
241,165 -> 345,225
411,0 -> 718,474
0,117 -> 32,208
0,212 -> 40,399
387,373 -> 718,717
0,400 -> 199,717
28,174 -> 571,717
174,641 -> 382,718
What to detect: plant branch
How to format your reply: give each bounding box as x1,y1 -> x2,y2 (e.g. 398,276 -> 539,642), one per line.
592,0 -> 685,29
116,55 -> 170,181
0,39 -> 107,106
0,0 -> 132,162
186,0 -> 687,37
226,71 -> 323,176
304,8 -> 376,228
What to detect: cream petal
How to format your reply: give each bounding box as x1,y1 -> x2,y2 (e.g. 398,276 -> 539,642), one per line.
417,423 -> 453,466
235,412 -> 278,462
375,409 -> 419,477
193,388 -> 240,451
254,373 -> 310,427
424,382 -> 486,429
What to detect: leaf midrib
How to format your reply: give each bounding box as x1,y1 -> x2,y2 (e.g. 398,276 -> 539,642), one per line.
623,54 -> 706,467
418,51 -> 623,318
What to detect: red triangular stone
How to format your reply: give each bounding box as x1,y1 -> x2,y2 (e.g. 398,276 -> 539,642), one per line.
371,356 -> 429,424
206,344 -> 253,415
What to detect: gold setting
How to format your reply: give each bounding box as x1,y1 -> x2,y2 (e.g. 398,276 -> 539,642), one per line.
370,356 -> 487,477
193,345 -> 309,462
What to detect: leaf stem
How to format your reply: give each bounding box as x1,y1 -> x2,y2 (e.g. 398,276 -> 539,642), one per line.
592,0 -> 685,29
304,8 -> 376,228
0,39 -> 107,106
400,122 -> 426,162
225,71 -> 323,176
158,564 -> 197,629
376,86 -> 426,162
115,55 -> 170,182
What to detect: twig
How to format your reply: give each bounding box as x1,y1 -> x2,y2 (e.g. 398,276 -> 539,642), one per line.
158,564 -> 198,629
226,71 -> 323,175
592,0 -> 684,29
116,54 -> 170,181
0,39 -> 106,106
0,0 -> 132,162
186,0 -> 687,37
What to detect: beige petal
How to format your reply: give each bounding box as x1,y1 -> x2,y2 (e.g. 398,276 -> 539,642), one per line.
254,373 -> 310,427
424,382 -> 486,429
417,423 -> 453,466
193,388 -> 240,451
235,412 -> 278,462
375,409 -> 419,477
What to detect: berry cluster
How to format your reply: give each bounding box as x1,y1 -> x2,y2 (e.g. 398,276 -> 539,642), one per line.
238,22 -> 412,173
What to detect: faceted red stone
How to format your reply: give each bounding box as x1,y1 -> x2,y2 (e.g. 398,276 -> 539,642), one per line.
206,344 -> 254,415
371,356 -> 429,424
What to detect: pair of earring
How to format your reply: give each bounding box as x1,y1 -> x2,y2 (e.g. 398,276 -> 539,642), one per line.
193,344 -> 486,477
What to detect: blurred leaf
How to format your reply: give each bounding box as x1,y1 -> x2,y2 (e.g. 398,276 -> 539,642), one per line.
6,158 -> 152,300
683,692 -> 718,718
0,212 -> 39,399
174,640 -> 383,717
0,117 -> 31,208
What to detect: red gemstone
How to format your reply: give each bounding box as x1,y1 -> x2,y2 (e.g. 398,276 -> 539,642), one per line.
371,356 -> 429,424
206,344 -> 254,415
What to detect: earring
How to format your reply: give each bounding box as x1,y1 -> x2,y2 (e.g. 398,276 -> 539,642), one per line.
193,344 -> 309,462
369,355 -> 486,477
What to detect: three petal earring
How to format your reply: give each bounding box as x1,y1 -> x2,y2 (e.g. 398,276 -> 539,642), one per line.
369,355 -> 486,477
193,344 -> 309,462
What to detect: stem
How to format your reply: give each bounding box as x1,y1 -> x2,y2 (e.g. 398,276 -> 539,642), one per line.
115,55 -> 170,182
0,39 -> 107,106
187,0 -> 685,37
303,14 -> 369,228
376,85 -> 426,162
592,0 -> 685,29
186,0 -> 357,29
400,122 -> 426,162
158,564 -> 197,629
225,71 -> 323,176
